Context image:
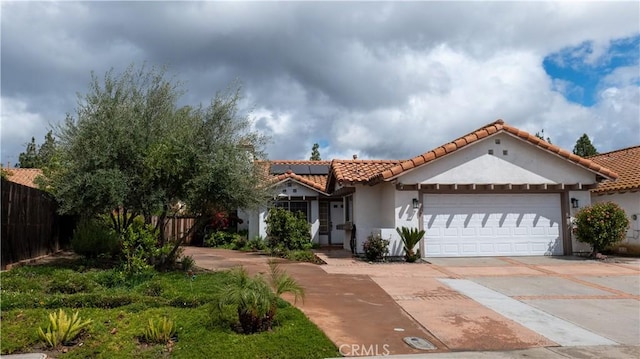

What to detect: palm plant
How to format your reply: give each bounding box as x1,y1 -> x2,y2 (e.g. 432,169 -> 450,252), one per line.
215,260 -> 304,333
396,226 -> 425,262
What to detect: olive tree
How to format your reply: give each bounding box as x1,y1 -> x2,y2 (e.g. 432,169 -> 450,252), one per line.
50,64 -> 270,265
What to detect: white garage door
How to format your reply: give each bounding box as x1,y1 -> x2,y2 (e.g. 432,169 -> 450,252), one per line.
423,193 -> 563,257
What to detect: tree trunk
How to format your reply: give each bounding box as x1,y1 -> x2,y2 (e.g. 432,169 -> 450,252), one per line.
162,216 -> 205,268
155,207 -> 168,246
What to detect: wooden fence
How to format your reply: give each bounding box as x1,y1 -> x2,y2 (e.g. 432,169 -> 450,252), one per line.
152,215 -> 198,245
1,179 -> 74,269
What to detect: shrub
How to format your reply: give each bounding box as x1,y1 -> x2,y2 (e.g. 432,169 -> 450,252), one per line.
121,218 -> 179,275
204,231 -> 235,248
285,250 -> 317,263
265,208 -> 312,251
142,317 -> 176,344
71,217 -> 120,259
47,270 -> 98,294
93,268 -> 127,288
231,234 -> 249,250
396,226 -> 424,262
213,262 -> 304,334
247,236 -> 266,251
38,309 -> 92,347
362,234 -> 389,262
574,202 -> 630,256
180,255 -> 196,272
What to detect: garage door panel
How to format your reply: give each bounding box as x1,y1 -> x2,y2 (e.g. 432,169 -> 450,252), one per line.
514,227 -> 528,235
461,228 -> 476,236
531,227 -> 546,235
478,228 -> 493,236
443,228 -> 458,236
496,243 -> 513,253
478,243 -> 495,253
423,194 -> 562,257
462,244 -> 478,253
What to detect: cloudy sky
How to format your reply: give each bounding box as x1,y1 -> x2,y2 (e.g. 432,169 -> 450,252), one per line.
2,1 -> 639,166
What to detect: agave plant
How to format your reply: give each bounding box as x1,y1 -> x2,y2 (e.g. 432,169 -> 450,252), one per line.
215,260 -> 304,333
396,226 -> 425,262
37,309 -> 92,348
143,317 -> 176,344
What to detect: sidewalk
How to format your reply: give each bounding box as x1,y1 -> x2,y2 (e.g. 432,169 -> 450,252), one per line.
326,345 -> 640,359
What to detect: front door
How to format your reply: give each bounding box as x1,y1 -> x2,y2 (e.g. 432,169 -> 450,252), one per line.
330,201 -> 344,245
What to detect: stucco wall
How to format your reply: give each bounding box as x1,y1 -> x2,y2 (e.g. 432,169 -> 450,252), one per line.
367,186 -> 421,257
400,133 -> 597,185
352,185 -> 382,253
569,190 -> 594,254
592,192 -> 640,244
379,183 -> 396,228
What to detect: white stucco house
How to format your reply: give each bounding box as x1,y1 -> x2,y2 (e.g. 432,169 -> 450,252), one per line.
589,146 -> 640,245
239,120 -> 620,258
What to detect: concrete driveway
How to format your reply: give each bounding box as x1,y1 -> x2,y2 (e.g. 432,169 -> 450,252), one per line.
319,252 -> 640,353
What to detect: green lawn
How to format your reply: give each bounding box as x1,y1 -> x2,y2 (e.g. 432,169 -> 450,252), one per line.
1,262 -> 339,358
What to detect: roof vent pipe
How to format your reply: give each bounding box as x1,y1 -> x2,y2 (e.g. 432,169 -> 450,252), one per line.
353,154 -> 358,160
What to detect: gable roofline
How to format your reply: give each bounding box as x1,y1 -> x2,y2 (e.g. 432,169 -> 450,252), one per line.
589,145 -> 640,194
271,171 -> 329,195
373,119 -> 618,183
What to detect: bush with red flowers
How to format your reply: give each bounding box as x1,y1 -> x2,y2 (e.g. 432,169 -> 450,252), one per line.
574,202 -> 629,257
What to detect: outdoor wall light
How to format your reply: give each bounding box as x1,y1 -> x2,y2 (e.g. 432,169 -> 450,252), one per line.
412,198 -> 420,209
571,198 -> 579,209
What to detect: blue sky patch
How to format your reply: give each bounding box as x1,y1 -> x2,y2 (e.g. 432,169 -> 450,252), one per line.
543,35 -> 639,106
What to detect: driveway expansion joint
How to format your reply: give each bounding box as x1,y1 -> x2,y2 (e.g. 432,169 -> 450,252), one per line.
440,278 -> 618,347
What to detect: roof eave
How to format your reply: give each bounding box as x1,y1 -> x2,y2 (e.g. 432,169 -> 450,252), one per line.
271,177 -> 329,196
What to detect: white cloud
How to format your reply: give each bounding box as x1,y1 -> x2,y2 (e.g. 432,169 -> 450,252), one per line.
1,1 -> 638,164
0,97 -> 47,165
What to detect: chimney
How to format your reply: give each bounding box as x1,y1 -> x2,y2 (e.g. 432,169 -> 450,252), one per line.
352,154 -> 358,160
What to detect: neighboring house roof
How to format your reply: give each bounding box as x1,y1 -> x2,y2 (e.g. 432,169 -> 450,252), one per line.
589,146 -> 640,194
5,168 -> 43,189
375,119 -> 618,182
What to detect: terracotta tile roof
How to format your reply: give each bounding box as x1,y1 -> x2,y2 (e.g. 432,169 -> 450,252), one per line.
4,168 -> 43,189
263,160 -> 331,193
376,119 -> 618,182
273,172 -> 328,192
589,146 -> 640,194
331,159 -> 402,184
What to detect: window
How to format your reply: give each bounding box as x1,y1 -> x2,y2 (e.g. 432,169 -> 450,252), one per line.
274,201 -> 309,222
319,202 -> 329,234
